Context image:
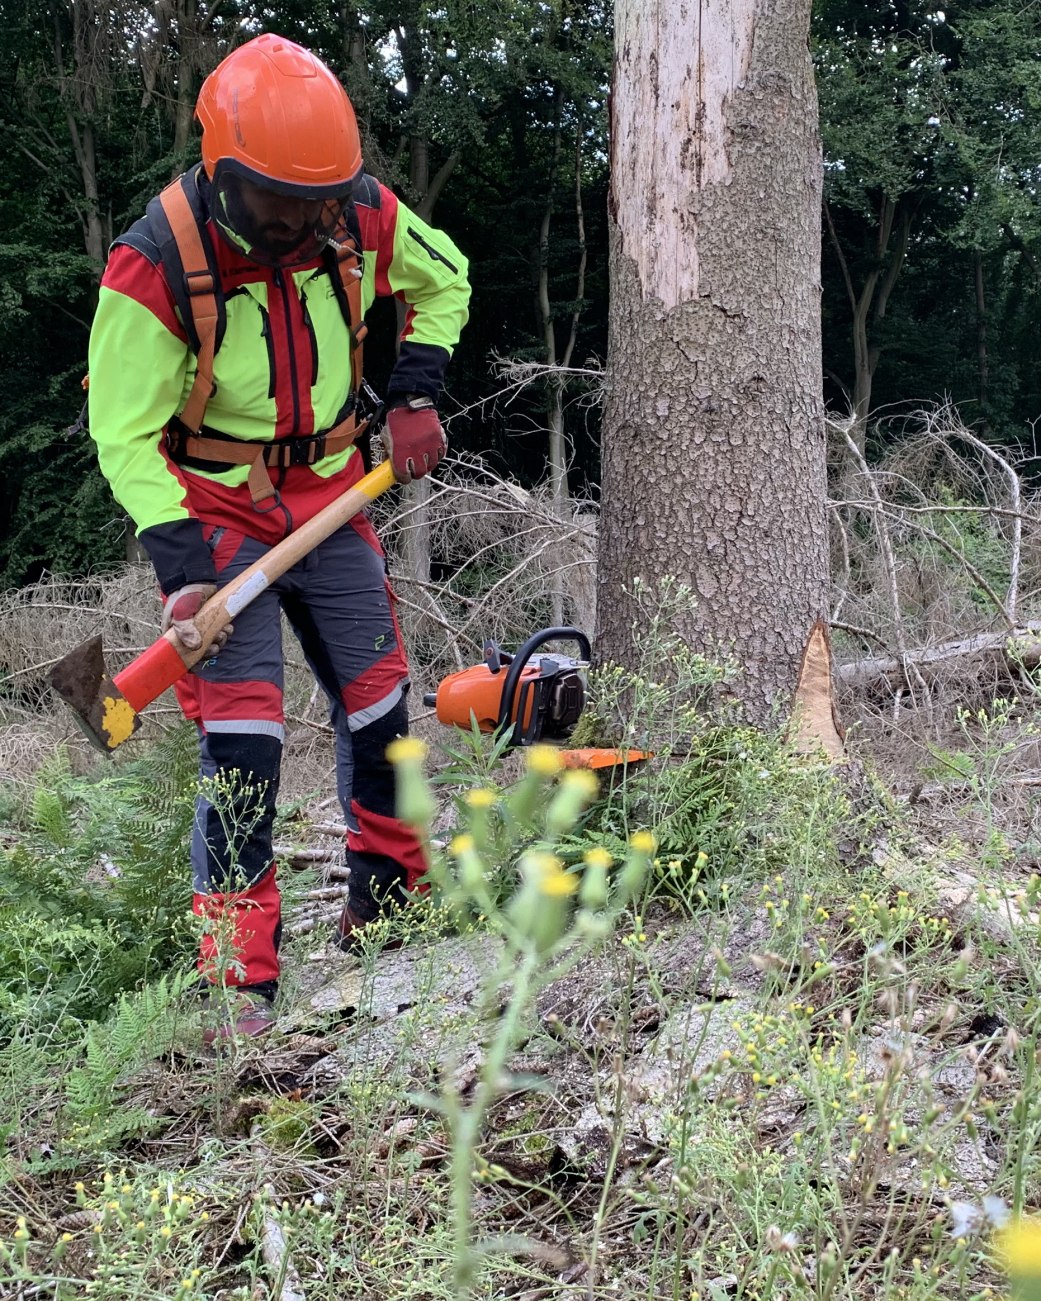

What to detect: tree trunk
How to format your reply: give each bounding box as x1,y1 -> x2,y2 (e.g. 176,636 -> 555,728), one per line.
597,0 -> 830,727
394,26 -> 458,590
68,115 -> 107,275
825,195 -> 912,453
538,95 -> 567,625
974,247 -> 989,430
54,1 -> 111,278
397,132 -> 436,589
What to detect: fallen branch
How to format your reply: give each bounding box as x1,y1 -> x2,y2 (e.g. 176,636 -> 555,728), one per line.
838,625 -> 1041,691
311,822 -> 348,838
274,846 -> 340,865
291,908 -> 342,936
304,885 -> 351,902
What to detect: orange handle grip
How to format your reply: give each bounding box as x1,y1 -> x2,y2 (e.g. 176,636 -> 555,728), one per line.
113,460 -> 398,714
114,634 -> 186,712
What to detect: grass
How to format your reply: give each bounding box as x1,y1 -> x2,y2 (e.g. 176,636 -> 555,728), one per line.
1,671 -> 1040,1298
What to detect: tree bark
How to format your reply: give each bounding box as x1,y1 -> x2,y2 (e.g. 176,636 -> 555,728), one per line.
53,1 -> 111,278
597,0 -> 829,725
392,17 -> 459,591
537,93 -> 567,625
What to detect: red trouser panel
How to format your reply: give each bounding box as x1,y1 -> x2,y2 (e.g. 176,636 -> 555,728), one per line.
194,863 -> 281,987
176,675 -> 284,730
174,675 -> 202,725
174,446 -> 369,551
178,515 -> 414,985
348,802 -> 430,894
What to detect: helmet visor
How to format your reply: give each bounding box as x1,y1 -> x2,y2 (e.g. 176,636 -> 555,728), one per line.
211,164 -> 353,268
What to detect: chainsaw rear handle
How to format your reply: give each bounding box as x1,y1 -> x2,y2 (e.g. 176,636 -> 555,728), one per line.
498,627 -> 590,744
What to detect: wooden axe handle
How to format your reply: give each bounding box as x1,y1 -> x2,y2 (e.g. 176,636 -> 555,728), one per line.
113,459 -> 398,712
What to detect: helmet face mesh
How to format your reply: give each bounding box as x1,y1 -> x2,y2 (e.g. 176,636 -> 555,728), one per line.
212,165 -> 352,268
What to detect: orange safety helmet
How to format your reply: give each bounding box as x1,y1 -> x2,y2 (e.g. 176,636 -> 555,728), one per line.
195,34 -> 363,267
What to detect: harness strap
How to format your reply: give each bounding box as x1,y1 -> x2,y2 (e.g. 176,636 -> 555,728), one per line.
166,413 -> 369,506
328,235 -> 366,396
155,177 -> 220,436
153,172 -> 369,508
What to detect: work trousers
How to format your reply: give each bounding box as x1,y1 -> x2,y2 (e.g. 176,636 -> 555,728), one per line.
174,510 -> 428,994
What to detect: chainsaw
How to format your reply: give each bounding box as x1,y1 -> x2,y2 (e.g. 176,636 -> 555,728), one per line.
424,626 -> 589,748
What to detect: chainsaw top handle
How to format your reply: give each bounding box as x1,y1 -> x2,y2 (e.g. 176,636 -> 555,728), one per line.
498,626 -> 590,746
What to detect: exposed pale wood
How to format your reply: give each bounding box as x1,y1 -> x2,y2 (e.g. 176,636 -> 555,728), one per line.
276,847 -> 340,864
792,620 -> 845,760
258,1183 -> 306,1301
611,0 -> 755,305
312,822 -> 349,838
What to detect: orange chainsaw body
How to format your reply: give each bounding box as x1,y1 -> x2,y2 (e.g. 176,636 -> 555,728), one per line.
425,628 -> 651,769
432,662 -> 539,733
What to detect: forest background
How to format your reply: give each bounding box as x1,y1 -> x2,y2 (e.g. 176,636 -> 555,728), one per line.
2,0 -> 1040,591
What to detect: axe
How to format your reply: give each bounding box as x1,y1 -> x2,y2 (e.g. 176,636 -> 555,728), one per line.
49,459 -> 397,753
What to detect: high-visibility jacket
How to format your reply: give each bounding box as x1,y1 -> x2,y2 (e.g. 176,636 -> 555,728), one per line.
88,166 -> 470,593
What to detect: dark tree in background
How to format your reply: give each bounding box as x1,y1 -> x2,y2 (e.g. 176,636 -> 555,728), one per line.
815,0 -> 1041,451
1,0 -> 1040,594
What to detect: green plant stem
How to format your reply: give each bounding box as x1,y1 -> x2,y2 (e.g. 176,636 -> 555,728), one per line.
670,1095 -> 693,1301
1011,1022 -> 1038,1219
448,947 -> 539,1299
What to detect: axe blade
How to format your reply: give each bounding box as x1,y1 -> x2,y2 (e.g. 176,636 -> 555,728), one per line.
49,634 -> 142,754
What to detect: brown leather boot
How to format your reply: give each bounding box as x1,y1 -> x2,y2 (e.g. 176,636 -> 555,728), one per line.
333,903 -> 404,956
200,989 -> 276,1045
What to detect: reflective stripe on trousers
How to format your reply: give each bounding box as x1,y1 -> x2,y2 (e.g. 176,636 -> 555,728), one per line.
174,511 -> 426,986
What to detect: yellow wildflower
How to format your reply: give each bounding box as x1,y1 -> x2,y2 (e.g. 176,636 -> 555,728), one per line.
1002,1218 -> 1041,1276
583,847 -> 613,870
527,744 -> 563,776
386,736 -> 427,764
562,769 -> 598,798
531,853 -> 578,897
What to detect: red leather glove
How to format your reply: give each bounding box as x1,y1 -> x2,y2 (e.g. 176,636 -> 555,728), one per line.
381,395 -> 447,483
161,582 -> 233,661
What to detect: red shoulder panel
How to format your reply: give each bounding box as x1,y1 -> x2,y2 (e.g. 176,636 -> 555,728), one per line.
102,244 -> 188,344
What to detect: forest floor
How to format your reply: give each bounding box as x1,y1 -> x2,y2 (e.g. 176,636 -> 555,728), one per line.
1,663 -> 1040,1299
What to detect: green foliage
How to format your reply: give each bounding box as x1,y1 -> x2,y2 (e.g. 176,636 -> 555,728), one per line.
814,0 -> 1041,442
0,728 -> 198,1035
815,0 -> 949,213
255,1096 -> 321,1155
62,972 -> 190,1147
0,1166 -> 219,1299
913,485 -> 1012,616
